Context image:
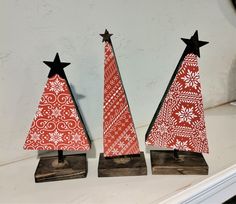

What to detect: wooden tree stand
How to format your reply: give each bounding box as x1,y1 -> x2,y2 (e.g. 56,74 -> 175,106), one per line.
35,152 -> 87,183
98,152 -> 147,177
150,150 -> 208,175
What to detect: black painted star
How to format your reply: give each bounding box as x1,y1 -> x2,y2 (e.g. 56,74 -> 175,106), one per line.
43,53 -> 70,79
181,30 -> 208,57
100,29 -> 113,43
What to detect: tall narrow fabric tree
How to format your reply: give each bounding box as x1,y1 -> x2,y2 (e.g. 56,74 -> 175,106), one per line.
24,53 -> 91,152
101,30 -> 140,157
146,31 -> 209,154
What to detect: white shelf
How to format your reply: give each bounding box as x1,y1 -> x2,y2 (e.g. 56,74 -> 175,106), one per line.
0,104 -> 236,204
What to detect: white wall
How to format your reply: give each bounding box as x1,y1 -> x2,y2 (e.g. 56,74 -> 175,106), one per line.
0,0 -> 236,164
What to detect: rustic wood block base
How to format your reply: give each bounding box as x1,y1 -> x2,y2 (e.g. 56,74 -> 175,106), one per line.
35,154 -> 87,183
150,150 -> 208,175
98,152 -> 147,177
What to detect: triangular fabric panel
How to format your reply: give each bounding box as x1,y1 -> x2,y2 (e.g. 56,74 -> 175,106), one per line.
146,53 -> 209,153
24,74 -> 90,151
103,42 -> 140,157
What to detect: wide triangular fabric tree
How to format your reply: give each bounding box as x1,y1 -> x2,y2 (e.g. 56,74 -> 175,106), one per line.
24,53 -> 90,151
101,30 -> 140,157
146,31 -> 209,154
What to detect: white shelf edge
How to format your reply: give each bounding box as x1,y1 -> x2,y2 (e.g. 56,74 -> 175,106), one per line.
160,164 -> 236,204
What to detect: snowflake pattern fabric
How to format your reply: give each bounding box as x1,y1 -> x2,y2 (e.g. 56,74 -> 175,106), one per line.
24,75 -> 90,151
146,53 -> 209,153
103,42 -> 140,157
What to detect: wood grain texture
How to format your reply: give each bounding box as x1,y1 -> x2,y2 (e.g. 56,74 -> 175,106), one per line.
35,154 -> 87,183
98,152 -> 147,177
150,150 -> 208,175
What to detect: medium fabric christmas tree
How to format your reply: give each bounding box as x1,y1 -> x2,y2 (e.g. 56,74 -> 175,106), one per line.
145,31 -> 209,154
24,53 -> 90,151
101,29 -> 140,157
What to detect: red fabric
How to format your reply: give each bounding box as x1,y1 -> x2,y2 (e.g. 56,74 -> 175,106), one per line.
103,42 -> 140,157
24,75 -> 90,151
146,53 -> 209,153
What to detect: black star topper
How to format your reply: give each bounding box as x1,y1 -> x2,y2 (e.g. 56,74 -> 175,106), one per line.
43,53 -> 70,79
100,29 -> 113,43
181,30 -> 208,57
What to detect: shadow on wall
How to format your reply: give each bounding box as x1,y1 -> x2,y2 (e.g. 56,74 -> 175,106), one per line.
228,57 -> 236,102
218,0 -> 236,103
218,0 -> 236,28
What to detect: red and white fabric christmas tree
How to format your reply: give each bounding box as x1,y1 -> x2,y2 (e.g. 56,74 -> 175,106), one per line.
146,31 -> 209,153
101,30 -> 140,157
24,53 -> 90,151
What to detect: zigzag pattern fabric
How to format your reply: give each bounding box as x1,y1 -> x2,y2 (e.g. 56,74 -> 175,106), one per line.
103,42 -> 140,157
146,53 -> 209,153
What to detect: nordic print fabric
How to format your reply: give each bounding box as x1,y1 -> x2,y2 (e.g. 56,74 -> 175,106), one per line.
103,42 -> 140,157
146,53 -> 209,153
24,74 -> 90,151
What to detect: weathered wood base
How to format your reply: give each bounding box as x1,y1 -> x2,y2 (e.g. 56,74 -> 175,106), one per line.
35,154 -> 87,183
150,150 -> 208,175
98,152 -> 147,177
